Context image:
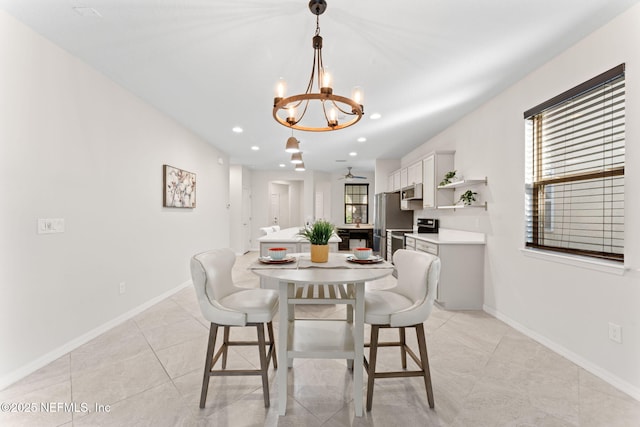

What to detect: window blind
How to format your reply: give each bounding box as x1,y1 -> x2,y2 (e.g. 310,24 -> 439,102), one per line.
524,64 -> 625,262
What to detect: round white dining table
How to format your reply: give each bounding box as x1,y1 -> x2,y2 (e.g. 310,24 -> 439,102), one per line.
250,252 -> 394,417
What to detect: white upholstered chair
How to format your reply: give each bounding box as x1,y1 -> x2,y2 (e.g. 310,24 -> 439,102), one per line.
364,249 -> 440,411
190,248 -> 278,408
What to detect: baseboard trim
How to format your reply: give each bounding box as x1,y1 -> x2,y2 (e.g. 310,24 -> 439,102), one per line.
0,280 -> 192,391
483,304 -> 640,401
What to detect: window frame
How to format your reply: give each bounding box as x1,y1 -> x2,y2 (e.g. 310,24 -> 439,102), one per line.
524,64 -> 625,263
344,183 -> 369,224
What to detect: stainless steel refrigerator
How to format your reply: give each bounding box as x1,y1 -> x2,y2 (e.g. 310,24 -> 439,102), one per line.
373,192 -> 414,258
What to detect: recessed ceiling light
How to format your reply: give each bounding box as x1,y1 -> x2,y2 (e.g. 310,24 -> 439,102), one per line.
232,126 -> 243,133
370,113 -> 382,120
279,163 -> 286,168
357,137 -> 367,142
349,152 -> 357,157
251,146 -> 260,151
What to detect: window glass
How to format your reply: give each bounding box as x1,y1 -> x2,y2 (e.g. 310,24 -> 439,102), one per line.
344,184 -> 369,224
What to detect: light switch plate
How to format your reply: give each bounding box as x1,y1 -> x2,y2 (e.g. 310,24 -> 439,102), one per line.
38,218 -> 65,234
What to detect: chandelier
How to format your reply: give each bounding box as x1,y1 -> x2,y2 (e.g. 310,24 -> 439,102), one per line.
272,0 -> 364,132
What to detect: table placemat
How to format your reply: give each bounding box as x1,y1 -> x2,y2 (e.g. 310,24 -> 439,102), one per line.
297,254 -> 393,269
249,257 -> 299,269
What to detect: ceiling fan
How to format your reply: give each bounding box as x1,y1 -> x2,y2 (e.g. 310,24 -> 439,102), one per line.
339,167 -> 367,181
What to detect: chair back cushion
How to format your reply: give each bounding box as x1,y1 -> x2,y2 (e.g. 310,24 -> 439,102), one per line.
390,249 -> 440,326
190,248 -> 245,325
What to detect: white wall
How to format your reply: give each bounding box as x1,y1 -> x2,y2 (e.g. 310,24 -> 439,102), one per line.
402,5 -> 640,398
314,179 -> 332,221
229,165 -> 247,254
288,180 -> 303,225
0,12 -> 230,387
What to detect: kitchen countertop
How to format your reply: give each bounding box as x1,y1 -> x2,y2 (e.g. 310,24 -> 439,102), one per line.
337,224 -> 373,230
258,227 -> 342,243
405,228 -> 485,245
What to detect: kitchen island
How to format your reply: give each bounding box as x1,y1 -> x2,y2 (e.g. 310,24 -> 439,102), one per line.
257,227 -> 341,289
257,226 -> 341,256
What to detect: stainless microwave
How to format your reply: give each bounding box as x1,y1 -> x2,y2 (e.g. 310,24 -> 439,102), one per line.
401,183 -> 423,201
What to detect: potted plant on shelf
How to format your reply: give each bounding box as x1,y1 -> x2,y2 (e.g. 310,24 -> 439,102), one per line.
459,190 -> 477,206
439,170 -> 458,186
298,220 -> 335,263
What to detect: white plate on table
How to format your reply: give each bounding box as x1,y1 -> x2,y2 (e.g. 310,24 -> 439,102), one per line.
346,255 -> 384,264
259,256 -> 297,264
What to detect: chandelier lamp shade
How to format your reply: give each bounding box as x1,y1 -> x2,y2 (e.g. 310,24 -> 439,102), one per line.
285,136 -> 301,153
290,152 -> 304,164
272,0 -> 364,132
295,162 -> 306,172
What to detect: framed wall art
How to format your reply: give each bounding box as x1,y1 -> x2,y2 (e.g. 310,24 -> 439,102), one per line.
163,164 -> 196,208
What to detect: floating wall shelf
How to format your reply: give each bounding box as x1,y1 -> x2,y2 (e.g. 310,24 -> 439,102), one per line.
437,177 -> 488,189
437,201 -> 488,211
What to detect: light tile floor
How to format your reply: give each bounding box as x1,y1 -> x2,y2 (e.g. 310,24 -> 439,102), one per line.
2,252 -> 639,426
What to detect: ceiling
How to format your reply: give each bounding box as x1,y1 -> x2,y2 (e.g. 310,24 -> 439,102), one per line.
1,0 -> 638,174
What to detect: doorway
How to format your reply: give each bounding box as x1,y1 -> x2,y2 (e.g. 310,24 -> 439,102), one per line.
269,182 -> 291,229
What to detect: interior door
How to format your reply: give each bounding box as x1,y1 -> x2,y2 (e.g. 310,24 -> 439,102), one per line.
279,188 -> 290,228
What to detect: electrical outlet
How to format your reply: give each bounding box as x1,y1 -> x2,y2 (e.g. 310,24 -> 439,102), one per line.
119,282 -> 126,295
608,322 -> 622,343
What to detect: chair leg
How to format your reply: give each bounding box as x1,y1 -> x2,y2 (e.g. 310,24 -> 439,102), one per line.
256,323 -> 270,407
366,325 -> 380,412
200,323 -> 219,408
416,323 -> 434,408
399,327 -> 407,369
267,321 -> 277,369
221,326 -> 230,369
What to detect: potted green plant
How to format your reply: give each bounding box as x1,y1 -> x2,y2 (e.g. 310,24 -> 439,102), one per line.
459,190 -> 477,206
439,170 -> 457,186
298,220 -> 335,263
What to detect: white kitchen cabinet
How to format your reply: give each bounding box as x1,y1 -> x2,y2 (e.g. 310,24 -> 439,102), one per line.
405,236 -> 416,250
389,170 -> 401,192
407,161 -> 423,186
405,230 -> 485,310
388,171 -> 398,192
433,243 -> 484,309
399,161 -> 423,192
400,168 -> 408,189
423,151 -> 455,208
415,239 -> 438,255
